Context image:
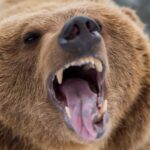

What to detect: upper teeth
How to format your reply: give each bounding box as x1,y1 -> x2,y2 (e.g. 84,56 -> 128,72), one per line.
56,69 -> 64,85
55,57 -> 103,84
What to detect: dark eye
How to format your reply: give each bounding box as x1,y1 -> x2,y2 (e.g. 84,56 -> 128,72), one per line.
24,32 -> 41,45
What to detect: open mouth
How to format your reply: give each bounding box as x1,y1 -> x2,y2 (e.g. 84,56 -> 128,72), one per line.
48,56 -> 109,141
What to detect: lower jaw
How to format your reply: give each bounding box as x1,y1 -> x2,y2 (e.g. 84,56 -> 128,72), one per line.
48,80 -> 109,142
64,111 -> 109,142
64,123 -> 110,146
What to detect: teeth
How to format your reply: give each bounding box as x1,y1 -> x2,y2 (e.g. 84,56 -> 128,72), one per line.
93,100 -> 108,123
94,59 -> 103,72
100,99 -> 108,115
90,57 -> 95,65
80,59 -> 85,65
55,57 -> 103,84
65,107 -> 71,119
103,99 -> 108,112
85,58 -> 90,64
56,69 -> 63,84
83,63 -> 95,70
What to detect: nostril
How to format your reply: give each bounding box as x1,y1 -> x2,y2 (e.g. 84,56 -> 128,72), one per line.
64,24 -> 80,40
86,20 -> 101,34
86,21 -> 94,33
59,16 -> 102,55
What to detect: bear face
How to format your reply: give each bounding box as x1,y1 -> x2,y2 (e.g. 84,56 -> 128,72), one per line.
0,0 -> 150,150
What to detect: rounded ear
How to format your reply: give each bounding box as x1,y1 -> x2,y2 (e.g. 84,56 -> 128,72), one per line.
121,7 -> 145,29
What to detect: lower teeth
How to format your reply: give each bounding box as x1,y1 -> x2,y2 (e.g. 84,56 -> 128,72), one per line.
99,100 -> 108,115
65,107 -> 71,119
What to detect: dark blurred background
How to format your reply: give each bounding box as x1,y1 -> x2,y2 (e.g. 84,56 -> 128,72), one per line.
115,0 -> 150,36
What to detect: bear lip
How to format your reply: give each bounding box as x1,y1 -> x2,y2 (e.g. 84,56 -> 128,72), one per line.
47,56 -> 109,141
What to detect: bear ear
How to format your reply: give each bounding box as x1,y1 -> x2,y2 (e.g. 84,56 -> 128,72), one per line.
121,7 -> 145,29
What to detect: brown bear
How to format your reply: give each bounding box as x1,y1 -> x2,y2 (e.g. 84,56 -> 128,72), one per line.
0,0 -> 150,150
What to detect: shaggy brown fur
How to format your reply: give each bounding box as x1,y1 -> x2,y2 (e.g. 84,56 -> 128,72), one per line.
0,0 -> 150,150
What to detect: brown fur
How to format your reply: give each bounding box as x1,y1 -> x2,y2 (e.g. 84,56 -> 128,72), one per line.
0,0 -> 150,149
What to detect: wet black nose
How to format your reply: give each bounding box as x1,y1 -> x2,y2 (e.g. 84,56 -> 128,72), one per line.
59,16 -> 101,56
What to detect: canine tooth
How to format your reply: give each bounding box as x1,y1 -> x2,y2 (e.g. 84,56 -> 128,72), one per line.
56,69 -> 63,84
65,107 -> 71,118
94,59 -> 103,72
103,99 -> 108,112
100,100 -> 108,115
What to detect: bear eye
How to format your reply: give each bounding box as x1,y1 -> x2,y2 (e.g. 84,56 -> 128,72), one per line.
24,32 -> 41,45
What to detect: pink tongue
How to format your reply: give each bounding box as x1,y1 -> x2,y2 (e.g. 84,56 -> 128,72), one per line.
60,78 -> 99,141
